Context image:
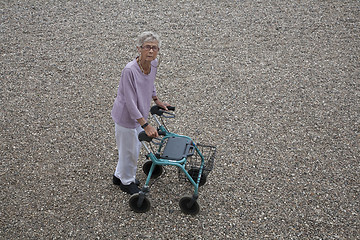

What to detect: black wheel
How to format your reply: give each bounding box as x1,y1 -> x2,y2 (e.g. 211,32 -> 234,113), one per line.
143,161 -> 163,179
129,193 -> 151,213
188,168 -> 207,186
179,196 -> 200,215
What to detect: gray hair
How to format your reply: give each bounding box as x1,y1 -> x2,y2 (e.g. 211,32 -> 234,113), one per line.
136,31 -> 161,48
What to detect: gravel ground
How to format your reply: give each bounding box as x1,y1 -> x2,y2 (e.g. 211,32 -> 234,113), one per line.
1,0 -> 359,239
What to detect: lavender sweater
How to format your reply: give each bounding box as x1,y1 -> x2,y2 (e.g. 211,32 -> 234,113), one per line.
111,59 -> 157,128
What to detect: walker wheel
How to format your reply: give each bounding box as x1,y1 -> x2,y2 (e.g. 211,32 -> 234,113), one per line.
188,168 -> 207,186
179,196 -> 200,215
129,193 -> 151,213
143,161 -> 163,179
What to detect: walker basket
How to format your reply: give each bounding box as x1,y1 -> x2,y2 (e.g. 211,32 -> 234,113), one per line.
179,143 -> 216,182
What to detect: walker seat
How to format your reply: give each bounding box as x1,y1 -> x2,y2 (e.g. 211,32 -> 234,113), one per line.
160,136 -> 195,160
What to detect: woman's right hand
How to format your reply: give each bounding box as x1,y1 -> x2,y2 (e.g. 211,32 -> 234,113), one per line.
144,124 -> 159,138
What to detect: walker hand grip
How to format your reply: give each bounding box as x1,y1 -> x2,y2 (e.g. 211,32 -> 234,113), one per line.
138,130 -> 167,142
150,105 -> 175,116
138,131 -> 152,142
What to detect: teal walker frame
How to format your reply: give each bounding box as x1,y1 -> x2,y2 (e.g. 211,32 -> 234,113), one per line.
129,106 -> 216,215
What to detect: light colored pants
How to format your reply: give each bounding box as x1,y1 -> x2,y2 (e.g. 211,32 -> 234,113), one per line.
114,123 -> 143,185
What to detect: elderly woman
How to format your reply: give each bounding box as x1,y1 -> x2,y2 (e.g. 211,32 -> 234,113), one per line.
111,31 -> 169,194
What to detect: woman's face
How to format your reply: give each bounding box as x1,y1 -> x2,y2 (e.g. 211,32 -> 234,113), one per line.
138,41 -> 159,61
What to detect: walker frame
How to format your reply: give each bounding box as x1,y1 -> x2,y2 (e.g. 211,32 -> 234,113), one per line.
129,106 -> 216,215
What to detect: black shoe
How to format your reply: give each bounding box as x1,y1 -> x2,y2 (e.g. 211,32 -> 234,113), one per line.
113,175 -> 140,186
120,182 -> 140,195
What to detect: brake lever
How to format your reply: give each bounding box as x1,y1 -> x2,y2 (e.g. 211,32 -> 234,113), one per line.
161,111 -> 175,118
151,137 -> 163,145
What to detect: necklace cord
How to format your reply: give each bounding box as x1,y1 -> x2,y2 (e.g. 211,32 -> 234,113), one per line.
137,55 -> 161,74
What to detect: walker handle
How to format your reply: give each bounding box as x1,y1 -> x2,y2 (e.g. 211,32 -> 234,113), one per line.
150,105 -> 175,116
138,131 -> 152,142
138,130 -> 167,142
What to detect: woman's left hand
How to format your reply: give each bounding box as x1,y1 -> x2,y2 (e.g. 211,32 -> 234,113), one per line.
156,100 -> 170,111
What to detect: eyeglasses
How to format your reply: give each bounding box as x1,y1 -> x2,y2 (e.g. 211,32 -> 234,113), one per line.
141,45 -> 159,51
